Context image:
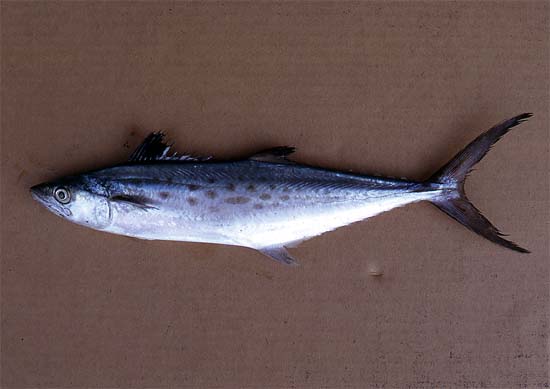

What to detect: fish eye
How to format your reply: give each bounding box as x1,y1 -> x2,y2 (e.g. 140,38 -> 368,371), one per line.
54,187 -> 71,204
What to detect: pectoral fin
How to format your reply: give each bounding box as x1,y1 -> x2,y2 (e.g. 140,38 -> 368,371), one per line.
109,194 -> 158,210
259,246 -> 299,266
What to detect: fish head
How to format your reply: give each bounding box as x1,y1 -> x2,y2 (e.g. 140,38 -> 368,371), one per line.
30,175 -> 111,229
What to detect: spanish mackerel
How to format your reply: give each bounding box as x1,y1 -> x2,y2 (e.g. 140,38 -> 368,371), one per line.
30,114 -> 532,265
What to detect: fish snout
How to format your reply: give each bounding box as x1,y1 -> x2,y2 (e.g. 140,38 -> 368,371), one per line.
30,183 -> 51,204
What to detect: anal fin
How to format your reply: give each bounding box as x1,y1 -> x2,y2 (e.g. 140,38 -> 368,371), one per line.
259,246 -> 299,266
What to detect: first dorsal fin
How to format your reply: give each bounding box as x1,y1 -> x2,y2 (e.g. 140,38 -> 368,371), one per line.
249,146 -> 296,164
129,132 -> 210,162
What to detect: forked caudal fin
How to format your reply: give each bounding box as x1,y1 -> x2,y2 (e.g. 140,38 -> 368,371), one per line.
428,113 -> 532,253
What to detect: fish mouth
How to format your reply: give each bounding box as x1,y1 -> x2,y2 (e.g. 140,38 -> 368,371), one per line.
30,184 -> 71,217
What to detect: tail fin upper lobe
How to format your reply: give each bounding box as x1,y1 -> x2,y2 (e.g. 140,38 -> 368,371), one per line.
429,113 -> 532,253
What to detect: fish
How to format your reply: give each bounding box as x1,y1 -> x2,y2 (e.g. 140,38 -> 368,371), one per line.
30,113 -> 532,265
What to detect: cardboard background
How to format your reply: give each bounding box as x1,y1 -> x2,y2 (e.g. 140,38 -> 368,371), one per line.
1,2 -> 548,388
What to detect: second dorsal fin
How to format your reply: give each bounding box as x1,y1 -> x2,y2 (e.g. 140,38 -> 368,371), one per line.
249,146 -> 296,164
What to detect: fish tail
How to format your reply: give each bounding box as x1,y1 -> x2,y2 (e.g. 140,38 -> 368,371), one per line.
428,113 -> 532,253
